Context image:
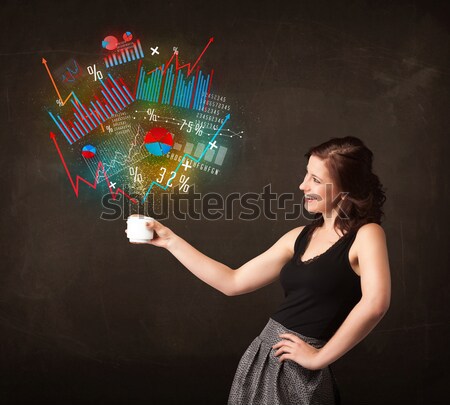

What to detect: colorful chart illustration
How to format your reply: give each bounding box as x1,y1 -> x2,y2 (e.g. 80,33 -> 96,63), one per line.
81,144 -> 97,159
45,34 -> 242,205
144,127 -> 174,156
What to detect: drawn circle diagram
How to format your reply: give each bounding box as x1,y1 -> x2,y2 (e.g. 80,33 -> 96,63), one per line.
123,31 -> 133,42
81,145 -> 97,159
144,127 -> 174,156
102,35 -> 118,51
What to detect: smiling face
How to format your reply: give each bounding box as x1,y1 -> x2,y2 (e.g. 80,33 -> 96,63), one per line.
299,155 -> 342,216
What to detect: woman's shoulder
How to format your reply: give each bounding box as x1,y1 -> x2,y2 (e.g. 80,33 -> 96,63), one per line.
280,225 -> 307,241
288,224 -> 309,239
354,223 -> 387,251
281,225 -> 309,254
356,223 -> 385,238
272,225 -> 308,256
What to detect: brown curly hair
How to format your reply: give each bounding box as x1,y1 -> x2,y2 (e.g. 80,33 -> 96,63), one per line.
304,136 -> 387,235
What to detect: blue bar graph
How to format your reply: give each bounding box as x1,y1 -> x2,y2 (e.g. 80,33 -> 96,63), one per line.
136,65 -> 212,111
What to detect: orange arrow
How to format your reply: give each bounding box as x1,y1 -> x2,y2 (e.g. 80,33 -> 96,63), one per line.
42,58 -> 75,106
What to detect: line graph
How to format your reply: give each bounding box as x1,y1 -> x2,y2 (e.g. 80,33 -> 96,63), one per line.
142,113 -> 230,202
83,125 -> 149,183
50,132 -> 138,204
147,37 -> 214,77
42,58 -> 75,106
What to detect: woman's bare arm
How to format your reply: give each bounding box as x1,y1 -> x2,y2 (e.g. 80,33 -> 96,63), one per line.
314,223 -> 391,367
133,219 -> 303,296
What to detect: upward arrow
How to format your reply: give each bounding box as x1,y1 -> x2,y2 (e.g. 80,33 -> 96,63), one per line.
42,58 -> 75,106
147,37 -> 215,78
142,113 -> 230,202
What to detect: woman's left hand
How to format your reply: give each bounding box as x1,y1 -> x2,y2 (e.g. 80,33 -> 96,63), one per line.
272,333 -> 324,370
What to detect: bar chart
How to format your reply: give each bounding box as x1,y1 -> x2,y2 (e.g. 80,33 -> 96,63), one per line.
104,39 -> 145,68
135,65 -> 212,111
172,140 -> 227,166
48,74 -> 134,145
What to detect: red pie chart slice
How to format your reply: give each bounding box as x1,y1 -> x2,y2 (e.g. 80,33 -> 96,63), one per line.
144,127 -> 174,156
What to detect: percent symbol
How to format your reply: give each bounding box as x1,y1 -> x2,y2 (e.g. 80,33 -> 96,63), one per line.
179,175 -> 190,192
87,64 -> 103,81
147,108 -> 157,121
106,125 -> 113,133
129,167 -> 143,183
195,122 -> 204,136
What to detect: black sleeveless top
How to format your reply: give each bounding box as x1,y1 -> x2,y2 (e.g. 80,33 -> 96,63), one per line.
271,224 -> 361,341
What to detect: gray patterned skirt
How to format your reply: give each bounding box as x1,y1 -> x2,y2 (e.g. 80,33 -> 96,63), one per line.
227,318 -> 339,405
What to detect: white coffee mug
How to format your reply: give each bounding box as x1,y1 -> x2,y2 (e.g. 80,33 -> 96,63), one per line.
126,215 -> 154,243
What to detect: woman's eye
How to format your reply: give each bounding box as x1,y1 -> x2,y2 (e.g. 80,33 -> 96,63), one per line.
313,178 -> 320,183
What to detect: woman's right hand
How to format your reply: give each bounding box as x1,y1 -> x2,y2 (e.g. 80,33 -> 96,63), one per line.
146,220 -> 177,249
126,218 -> 177,250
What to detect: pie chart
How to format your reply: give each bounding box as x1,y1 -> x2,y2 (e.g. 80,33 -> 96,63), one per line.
82,145 -> 97,159
144,127 -> 174,156
123,31 -> 133,42
102,35 -> 118,51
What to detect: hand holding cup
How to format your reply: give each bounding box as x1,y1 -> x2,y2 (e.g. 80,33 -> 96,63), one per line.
126,215 -> 176,249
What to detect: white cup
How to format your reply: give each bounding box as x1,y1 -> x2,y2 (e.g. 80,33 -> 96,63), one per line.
126,215 -> 154,243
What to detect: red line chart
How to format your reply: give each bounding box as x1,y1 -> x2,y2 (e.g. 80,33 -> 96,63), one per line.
146,37 -> 214,77
50,132 -> 138,204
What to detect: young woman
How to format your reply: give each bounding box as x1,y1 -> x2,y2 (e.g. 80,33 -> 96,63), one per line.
128,136 -> 391,405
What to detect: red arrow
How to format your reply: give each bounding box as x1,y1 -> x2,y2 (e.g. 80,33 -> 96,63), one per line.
147,37 -> 214,78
